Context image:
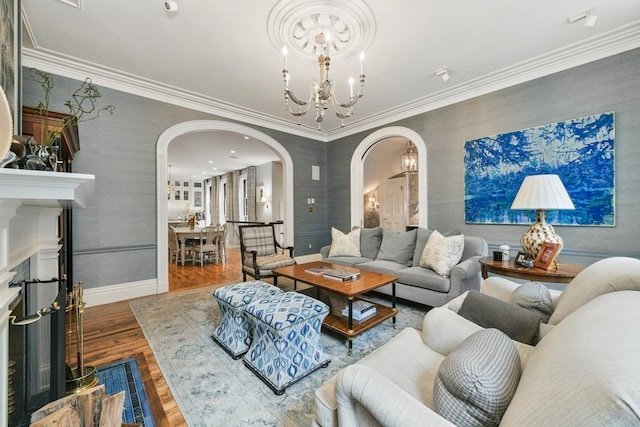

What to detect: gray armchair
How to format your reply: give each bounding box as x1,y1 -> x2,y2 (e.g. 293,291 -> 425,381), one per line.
238,224 -> 296,284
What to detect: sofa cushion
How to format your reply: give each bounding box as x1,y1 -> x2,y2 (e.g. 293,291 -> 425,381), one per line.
434,328 -> 520,427
501,291 -> 640,426
396,266 -> 451,293
357,259 -> 408,277
458,291 -> 541,345
352,226 -> 383,260
412,227 -> 434,267
548,257 -> 640,325
376,228 -> 417,266
510,282 -> 553,323
328,227 -> 361,258
420,231 -> 464,277
325,256 -> 372,268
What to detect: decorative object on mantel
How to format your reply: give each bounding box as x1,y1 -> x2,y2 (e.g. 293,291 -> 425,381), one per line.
511,174 -> 575,259
3,68 -> 115,171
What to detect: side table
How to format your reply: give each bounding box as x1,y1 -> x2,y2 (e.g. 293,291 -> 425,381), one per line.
478,257 -> 584,284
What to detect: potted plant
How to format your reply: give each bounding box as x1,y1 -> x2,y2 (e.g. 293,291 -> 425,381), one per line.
5,68 -> 115,171
31,68 -> 115,147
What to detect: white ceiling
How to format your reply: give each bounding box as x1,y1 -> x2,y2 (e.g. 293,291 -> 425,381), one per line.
20,0 -> 640,176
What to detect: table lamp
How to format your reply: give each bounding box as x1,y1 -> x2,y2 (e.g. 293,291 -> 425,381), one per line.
510,174 -> 575,259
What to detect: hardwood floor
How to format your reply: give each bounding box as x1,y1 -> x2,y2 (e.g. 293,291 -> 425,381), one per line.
81,248 -> 244,426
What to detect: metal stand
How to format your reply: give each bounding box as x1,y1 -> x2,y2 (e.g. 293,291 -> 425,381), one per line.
65,281 -> 98,394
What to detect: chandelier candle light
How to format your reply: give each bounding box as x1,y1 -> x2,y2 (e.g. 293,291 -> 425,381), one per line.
282,31 -> 365,129
510,174 -> 575,259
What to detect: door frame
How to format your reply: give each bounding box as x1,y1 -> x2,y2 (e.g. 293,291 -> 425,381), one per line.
156,120 -> 294,294
351,126 -> 427,228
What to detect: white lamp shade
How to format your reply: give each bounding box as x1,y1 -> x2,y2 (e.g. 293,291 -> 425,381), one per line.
511,174 -> 575,210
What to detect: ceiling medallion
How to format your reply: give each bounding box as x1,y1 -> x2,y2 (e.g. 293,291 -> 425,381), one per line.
268,0 -> 375,61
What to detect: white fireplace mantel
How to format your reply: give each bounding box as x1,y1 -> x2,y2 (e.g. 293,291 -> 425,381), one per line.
0,168 -> 94,426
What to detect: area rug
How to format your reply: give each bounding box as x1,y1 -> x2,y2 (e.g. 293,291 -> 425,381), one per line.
96,356 -> 155,426
130,282 -> 428,426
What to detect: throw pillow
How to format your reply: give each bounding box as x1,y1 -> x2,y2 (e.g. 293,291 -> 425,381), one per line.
351,226 -> 383,260
375,228 -> 417,266
458,290 -> 542,345
510,282 -> 554,323
420,230 -> 464,277
328,227 -> 361,258
434,328 -> 521,427
411,227 -> 434,266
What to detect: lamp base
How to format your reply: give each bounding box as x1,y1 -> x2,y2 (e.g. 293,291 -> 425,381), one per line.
520,210 -> 564,259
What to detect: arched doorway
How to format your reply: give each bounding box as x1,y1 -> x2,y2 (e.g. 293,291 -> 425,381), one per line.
350,126 -> 427,228
156,120 -> 294,294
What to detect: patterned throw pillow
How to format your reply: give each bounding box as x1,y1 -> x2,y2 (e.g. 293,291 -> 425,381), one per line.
510,282 -> 554,323
420,230 -> 464,277
328,227 -> 361,257
434,328 -> 521,427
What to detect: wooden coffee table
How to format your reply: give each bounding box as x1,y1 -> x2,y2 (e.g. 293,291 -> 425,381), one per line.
273,261 -> 398,355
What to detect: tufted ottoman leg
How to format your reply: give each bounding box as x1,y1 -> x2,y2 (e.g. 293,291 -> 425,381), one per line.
211,281 -> 283,359
243,292 -> 330,394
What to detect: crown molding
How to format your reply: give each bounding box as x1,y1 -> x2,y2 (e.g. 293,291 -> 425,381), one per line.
22,20 -> 640,143
325,20 -> 640,141
21,48 -> 330,142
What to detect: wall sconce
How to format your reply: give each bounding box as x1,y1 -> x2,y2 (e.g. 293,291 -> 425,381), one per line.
369,193 -> 377,207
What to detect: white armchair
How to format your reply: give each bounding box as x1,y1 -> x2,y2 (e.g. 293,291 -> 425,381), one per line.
316,257 -> 640,427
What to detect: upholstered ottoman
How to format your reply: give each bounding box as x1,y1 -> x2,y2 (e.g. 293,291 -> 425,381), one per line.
211,281 -> 283,359
243,292 -> 331,394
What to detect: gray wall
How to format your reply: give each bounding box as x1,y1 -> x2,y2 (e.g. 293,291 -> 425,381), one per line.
21,46 -> 640,290
22,70 -> 328,289
328,48 -> 640,265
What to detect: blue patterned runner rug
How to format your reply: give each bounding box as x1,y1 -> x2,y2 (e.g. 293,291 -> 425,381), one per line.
96,356 -> 155,427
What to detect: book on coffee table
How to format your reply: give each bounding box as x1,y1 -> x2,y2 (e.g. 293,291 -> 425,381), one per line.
322,269 -> 361,281
305,266 -> 331,275
341,300 -> 376,320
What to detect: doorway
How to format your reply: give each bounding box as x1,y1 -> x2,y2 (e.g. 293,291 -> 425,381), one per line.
156,120 -> 295,294
351,126 -> 428,228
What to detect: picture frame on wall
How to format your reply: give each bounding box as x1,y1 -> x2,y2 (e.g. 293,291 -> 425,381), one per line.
0,0 -> 21,134
534,242 -> 561,270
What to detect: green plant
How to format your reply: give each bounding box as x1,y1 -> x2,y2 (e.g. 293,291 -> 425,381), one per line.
30,68 -> 116,146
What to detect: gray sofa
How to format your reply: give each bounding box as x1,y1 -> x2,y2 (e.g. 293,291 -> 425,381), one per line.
315,257 -> 640,426
320,227 -> 488,307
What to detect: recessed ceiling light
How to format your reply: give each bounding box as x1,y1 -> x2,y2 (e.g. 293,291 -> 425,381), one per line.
230,150 -> 236,154
244,136 -> 250,140
213,167 -> 217,170
209,160 -> 213,163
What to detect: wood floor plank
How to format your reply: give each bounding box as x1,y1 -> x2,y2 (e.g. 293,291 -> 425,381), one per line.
79,248 -> 244,426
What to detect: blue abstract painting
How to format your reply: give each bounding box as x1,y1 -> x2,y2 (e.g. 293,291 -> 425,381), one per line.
464,112 -> 615,226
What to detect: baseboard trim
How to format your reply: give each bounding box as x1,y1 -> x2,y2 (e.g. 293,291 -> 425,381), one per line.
84,279 -> 160,307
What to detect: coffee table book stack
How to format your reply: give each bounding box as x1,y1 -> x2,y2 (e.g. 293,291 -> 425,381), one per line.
341,300 -> 376,321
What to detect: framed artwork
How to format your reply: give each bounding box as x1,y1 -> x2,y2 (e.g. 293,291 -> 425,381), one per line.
534,242 -> 561,270
514,251 -> 529,265
0,0 -> 20,134
464,112 -> 615,226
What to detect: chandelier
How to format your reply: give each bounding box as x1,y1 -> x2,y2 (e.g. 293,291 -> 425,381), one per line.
282,31 -> 365,130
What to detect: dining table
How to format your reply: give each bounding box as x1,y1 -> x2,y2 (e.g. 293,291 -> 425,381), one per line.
173,226 -> 224,266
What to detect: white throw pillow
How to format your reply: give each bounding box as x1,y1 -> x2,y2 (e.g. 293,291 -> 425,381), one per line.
328,227 -> 361,257
420,230 -> 464,277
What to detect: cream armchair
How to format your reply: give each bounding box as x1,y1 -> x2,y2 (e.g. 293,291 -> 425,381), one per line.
316,257 -> 640,427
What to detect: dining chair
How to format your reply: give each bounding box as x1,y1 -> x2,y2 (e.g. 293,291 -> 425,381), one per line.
193,225 -> 220,267
218,223 -> 228,261
168,226 -> 181,264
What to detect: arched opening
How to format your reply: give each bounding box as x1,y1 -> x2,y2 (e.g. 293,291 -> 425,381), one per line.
156,120 -> 294,294
350,126 -> 427,228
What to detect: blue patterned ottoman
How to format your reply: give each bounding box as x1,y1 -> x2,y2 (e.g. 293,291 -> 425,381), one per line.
243,292 -> 331,394
211,281 -> 283,359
